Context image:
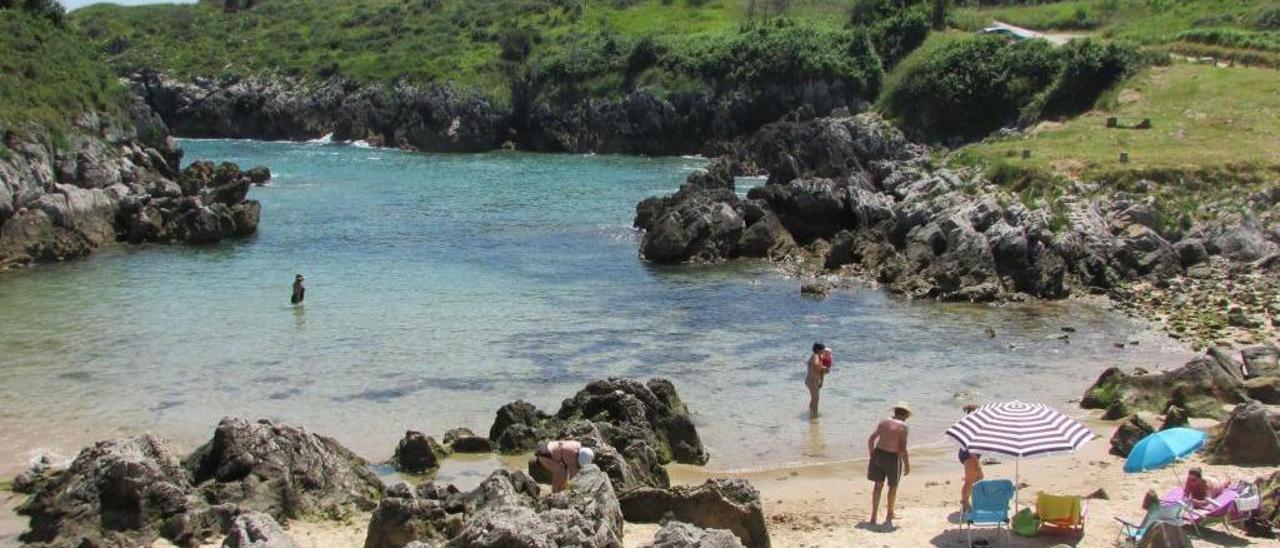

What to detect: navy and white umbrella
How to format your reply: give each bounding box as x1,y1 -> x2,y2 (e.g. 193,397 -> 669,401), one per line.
945,401 -> 1096,458
945,401 -> 1096,510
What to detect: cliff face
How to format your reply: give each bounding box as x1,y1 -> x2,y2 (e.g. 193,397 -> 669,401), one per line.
0,113 -> 267,270
128,72 -> 865,155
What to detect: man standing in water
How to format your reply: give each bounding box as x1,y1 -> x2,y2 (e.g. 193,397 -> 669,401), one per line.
805,342 -> 831,418
291,274 -> 306,305
867,403 -> 911,526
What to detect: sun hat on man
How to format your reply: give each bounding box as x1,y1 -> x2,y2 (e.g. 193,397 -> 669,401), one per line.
893,402 -> 912,418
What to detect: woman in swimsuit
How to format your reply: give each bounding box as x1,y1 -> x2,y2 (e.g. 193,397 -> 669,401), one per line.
805,342 -> 830,418
535,440 -> 596,492
959,404 -> 984,513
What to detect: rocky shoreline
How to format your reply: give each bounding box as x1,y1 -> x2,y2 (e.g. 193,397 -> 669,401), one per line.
0,103 -> 269,271
633,111 -> 1280,348
127,71 -> 863,156
7,378 -> 765,548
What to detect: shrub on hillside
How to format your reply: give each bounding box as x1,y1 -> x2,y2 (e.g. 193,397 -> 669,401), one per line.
1254,4 -> 1280,31
880,35 -> 1058,142
1031,39 -> 1140,120
850,0 -> 933,66
0,0 -> 65,25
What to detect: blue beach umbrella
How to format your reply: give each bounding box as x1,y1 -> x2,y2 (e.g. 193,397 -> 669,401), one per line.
1123,428 -> 1206,473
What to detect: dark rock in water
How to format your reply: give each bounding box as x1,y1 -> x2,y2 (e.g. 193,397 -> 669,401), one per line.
222,512 -> 298,548
643,521 -> 746,548
619,479 -> 770,548
15,434 -> 213,547
737,210 -> 797,260
640,188 -> 745,264
1161,405 -> 1189,430
1206,401 -> 1280,466
393,431 -> 449,474
800,279 -> 836,297
488,400 -> 550,453
443,427 -> 495,453
186,417 -> 383,521
1109,415 -> 1154,457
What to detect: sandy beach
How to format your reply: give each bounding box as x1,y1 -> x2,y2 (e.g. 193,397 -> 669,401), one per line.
3,412 -> 1254,548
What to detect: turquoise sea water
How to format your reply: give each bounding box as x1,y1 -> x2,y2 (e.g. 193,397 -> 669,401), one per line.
0,140 -> 1193,476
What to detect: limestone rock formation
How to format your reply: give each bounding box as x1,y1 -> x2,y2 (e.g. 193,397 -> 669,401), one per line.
642,521 -> 746,548
1206,401 -> 1280,465
619,479 -> 770,548
185,418 -> 383,521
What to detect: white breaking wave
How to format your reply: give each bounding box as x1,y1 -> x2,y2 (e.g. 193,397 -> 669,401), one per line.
306,133 -> 335,144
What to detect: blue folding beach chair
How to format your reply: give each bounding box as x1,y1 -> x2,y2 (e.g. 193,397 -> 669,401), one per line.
964,479 -> 1015,547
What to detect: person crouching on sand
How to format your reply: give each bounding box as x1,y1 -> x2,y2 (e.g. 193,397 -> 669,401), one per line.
805,342 -> 832,418
867,403 -> 911,526
959,404 -> 984,513
535,440 -> 595,493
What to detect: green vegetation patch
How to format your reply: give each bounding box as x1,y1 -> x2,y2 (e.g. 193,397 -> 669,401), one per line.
877,31 -> 1142,143
960,63 -> 1280,175
0,8 -> 126,129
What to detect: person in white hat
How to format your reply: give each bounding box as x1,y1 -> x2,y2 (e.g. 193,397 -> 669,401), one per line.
866,402 -> 911,526
534,440 -> 595,492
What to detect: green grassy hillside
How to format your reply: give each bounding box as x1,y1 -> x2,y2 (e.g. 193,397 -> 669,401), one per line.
955,0 -> 1280,66
71,0 -> 872,100
0,5 -> 126,130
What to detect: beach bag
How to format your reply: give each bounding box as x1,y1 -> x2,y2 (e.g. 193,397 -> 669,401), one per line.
1236,482 -> 1261,513
1012,508 -> 1040,537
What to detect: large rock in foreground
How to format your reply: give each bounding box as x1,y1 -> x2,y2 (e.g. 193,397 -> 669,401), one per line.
186,418 -> 383,521
1206,401 -> 1280,466
15,434 -> 218,547
222,512 -> 299,548
619,479 -> 770,548
642,521 -> 746,548
365,467 -> 623,548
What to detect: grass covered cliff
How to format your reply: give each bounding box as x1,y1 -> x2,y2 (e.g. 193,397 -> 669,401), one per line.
0,2 -> 127,132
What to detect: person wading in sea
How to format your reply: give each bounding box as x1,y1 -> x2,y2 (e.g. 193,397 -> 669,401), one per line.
291,274 -> 306,305
805,342 -> 832,418
867,403 -> 911,526
534,440 -> 595,493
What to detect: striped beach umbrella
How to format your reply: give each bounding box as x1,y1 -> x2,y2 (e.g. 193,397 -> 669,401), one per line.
945,401 -> 1096,458
945,401 -> 1096,510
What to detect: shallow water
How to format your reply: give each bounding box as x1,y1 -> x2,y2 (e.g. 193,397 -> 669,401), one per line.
0,140 -> 1193,477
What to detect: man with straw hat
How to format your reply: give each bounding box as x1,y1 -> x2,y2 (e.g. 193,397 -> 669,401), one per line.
867,402 -> 911,526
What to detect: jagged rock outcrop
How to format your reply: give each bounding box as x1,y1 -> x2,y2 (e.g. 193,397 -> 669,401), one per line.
1082,349 -> 1250,419
15,434 -> 224,547
222,512 -> 299,548
633,112 -> 1280,303
365,467 -> 623,548
490,378 -> 705,494
1109,415 -> 1155,457
0,112 -> 266,269
619,479 -> 769,548
442,427 -> 495,453
642,521 -> 746,548
185,418 -> 383,521
391,431 -> 449,474
131,72 -> 863,156
1206,400 -> 1280,466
